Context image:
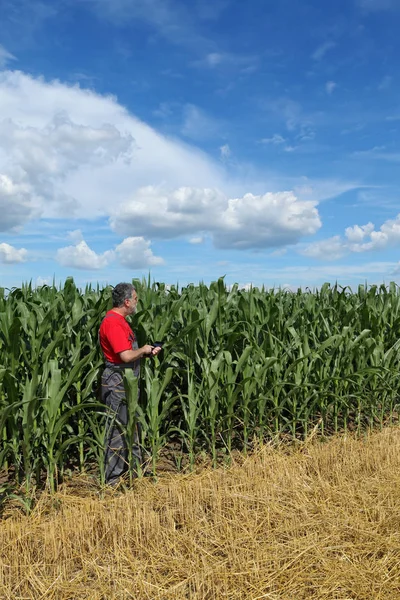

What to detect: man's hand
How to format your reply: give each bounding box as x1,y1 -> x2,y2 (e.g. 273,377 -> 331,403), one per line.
119,344 -> 154,362
141,344 -> 154,356
119,343 -> 163,362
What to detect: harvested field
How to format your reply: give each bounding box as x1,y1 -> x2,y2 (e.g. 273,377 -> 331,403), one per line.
1,428 -> 400,599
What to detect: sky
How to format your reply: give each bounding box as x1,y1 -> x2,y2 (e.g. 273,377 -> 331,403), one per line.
1,0 -> 400,290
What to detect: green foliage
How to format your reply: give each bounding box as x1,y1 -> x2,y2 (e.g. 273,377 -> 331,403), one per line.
1,278 -> 400,494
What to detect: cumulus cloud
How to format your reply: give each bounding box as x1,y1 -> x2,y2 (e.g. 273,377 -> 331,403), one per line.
114,237 -> 164,268
0,113 -> 133,179
0,242 -> 27,264
0,70 -> 227,229
56,236 -> 163,270
67,229 -> 85,244
349,216 -> 400,252
0,70 -> 332,256
110,186 -> 321,250
345,223 -> 375,243
110,186 -> 226,239
0,174 -> 40,231
56,241 -> 113,270
301,215 -> 400,259
0,108 -> 134,223
301,236 -> 346,261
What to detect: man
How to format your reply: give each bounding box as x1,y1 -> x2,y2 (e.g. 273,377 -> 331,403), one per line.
99,282 -> 161,486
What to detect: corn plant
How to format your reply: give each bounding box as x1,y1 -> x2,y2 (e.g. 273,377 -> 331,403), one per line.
1,277 -> 400,495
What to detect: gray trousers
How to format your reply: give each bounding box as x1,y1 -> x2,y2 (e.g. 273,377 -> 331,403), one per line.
101,366 -> 142,484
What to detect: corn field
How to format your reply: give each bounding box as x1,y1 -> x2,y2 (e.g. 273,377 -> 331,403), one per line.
1,277 -> 400,496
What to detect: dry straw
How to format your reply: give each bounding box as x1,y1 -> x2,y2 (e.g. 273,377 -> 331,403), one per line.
1,428 -> 400,599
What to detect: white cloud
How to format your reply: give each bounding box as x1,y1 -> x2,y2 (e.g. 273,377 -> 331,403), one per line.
219,144 -> 231,159
110,186 -> 321,250
198,52 -> 259,73
56,236 -> 163,270
0,110 -> 133,221
325,81 -> 337,94
0,70 -> 228,229
189,236 -> 204,244
263,98 -> 315,139
35,276 -> 52,287
86,0 -> 229,57
0,70 -> 354,258
281,283 -> 296,291
352,216 -> 400,252
0,45 -> 16,68
67,229 -> 85,244
56,241 -> 112,270
114,236 -> 164,268
293,178 -> 362,204
270,248 -> 287,257
259,134 -> 286,145
110,186 -> 226,239
345,223 -> 374,243
0,113 -> 133,177
181,104 -> 221,141
88,0 -> 208,51
301,236 -> 347,260
302,214 -> 400,259
153,102 -> 175,118
352,147 -> 400,163
0,242 -> 27,264
0,174 -> 40,231
205,52 -> 224,67
312,41 -> 335,61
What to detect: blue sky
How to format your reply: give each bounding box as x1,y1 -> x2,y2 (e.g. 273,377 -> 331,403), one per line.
1,0 -> 400,290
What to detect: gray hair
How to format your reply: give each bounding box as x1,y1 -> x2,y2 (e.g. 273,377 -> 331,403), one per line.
112,282 -> 136,308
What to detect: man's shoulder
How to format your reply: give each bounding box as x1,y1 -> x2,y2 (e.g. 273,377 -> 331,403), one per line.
100,311 -> 121,329
101,310 -> 124,321
100,311 -> 132,331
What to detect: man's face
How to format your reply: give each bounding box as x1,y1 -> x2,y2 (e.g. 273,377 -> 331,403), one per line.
126,290 -> 138,315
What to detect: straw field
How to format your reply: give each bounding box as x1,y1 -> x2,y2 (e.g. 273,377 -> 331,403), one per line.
1,427 -> 400,599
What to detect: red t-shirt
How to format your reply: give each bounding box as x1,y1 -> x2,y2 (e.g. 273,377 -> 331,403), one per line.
99,310 -> 136,364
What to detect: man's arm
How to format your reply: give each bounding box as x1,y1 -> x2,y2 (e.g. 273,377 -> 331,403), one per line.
119,345 -> 162,363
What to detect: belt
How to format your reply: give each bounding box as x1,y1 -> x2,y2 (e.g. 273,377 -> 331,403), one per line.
105,361 -> 137,370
